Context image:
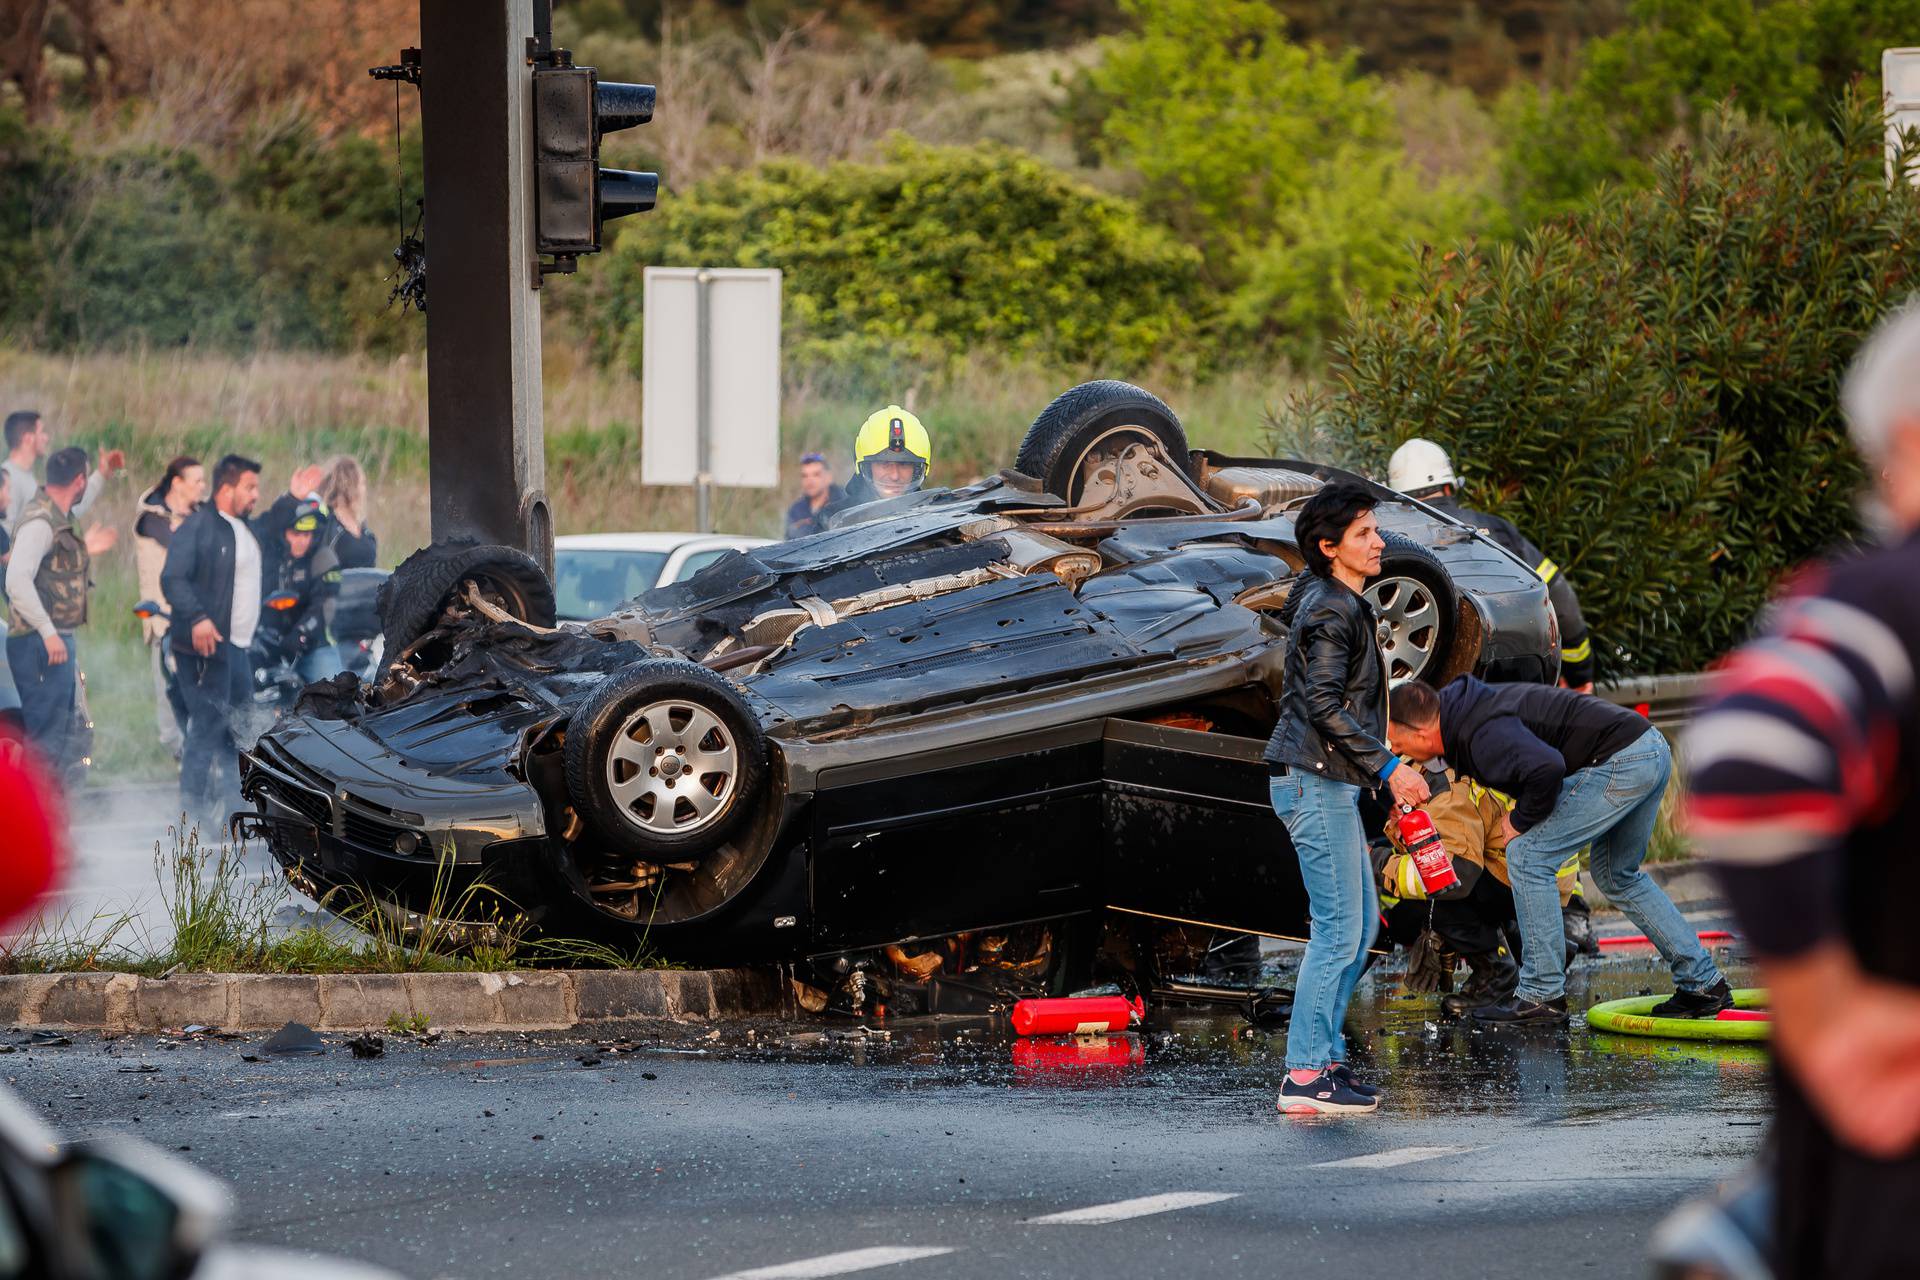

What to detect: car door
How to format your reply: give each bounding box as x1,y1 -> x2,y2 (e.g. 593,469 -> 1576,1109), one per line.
1099,716 -> 1311,940
806,724 -> 1106,951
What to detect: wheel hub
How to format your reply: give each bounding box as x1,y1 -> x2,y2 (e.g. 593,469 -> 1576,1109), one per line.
604,700 -> 737,836
1366,575 -> 1443,681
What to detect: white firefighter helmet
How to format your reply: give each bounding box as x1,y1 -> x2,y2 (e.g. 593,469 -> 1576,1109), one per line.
1388,438 -> 1459,496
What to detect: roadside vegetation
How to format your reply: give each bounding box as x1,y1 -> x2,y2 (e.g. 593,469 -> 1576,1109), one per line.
0,819 -> 671,976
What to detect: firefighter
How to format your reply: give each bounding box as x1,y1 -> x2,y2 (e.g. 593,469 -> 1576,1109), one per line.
1375,764 -> 1594,1017
843,405 -> 932,507
1387,439 -> 1594,692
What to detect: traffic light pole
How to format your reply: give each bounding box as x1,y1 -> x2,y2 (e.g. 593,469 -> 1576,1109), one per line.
417,0 -> 553,571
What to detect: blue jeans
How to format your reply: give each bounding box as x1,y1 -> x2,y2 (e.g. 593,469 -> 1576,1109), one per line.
1506,729 -> 1722,1002
7,631 -> 75,769
1271,771 -> 1378,1072
178,641 -> 253,822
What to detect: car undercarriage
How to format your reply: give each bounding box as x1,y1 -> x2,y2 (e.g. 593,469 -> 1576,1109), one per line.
238,381 -> 1557,1002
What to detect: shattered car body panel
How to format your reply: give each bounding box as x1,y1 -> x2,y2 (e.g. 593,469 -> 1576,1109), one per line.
240,443 -> 1557,975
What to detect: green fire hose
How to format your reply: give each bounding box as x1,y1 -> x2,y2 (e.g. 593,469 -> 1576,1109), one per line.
1584,988 -> 1771,1042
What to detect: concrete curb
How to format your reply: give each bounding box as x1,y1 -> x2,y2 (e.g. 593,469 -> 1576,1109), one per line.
0,968 -> 786,1034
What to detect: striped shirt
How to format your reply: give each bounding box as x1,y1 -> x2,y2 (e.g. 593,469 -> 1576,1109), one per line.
1684,535 -> 1919,956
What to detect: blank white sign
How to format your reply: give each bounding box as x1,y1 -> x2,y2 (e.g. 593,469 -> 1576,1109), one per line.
641,267 -> 781,488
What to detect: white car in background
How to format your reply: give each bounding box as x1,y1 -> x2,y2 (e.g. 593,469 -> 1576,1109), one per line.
552,532 -> 775,621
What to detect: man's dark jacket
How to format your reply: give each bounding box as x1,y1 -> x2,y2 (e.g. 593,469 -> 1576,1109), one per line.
1435,675 -> 1649,832
160,508 -> 255,657
1263,572 -> 1395,787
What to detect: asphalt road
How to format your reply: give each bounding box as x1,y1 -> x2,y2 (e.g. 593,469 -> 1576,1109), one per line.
11,950 -> 1767,1280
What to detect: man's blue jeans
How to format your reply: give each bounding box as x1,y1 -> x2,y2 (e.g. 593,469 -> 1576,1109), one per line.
1271,770 -> 1377,1071
1506,728 -> 1723,1002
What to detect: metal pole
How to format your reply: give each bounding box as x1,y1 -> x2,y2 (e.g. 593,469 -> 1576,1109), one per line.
418,0 -> 552,573
695,268 -> 713,534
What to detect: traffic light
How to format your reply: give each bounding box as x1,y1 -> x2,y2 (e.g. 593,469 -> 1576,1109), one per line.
532,49 -> 657,271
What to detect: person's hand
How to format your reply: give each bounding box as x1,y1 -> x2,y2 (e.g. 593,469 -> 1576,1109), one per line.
99,448 -> 125,477
82,524 -> 116,556
1387,762 -> 1431,809
41,633 -> 67,666
289,465 -> 326,499
190,618 -> 221,657
1770,944 -> 1920,1158
1500,812 -> 1520,846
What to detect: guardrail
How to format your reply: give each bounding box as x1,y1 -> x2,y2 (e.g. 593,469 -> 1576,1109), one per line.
1595,673 -> 1708,734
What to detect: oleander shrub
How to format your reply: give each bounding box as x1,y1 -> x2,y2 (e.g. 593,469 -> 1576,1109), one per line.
1300,91 -> 1920,679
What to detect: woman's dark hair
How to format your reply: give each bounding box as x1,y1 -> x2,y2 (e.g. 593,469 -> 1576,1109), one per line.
155,454 -> 200,500
1295,480 -> 1379,577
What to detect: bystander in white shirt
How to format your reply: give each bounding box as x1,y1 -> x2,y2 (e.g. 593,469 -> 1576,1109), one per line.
221,511 -> 262,650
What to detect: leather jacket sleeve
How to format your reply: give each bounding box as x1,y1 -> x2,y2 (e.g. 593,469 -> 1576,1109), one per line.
1298,601 -> 1395,781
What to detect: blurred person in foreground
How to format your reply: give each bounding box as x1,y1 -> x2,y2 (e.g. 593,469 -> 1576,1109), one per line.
3,409 -> 123,537
785,452 -> 845,539
133,455 -> 205,757
1685,304 -> 1920,1276
4,447 -> 116,775
162,455 -> 264,827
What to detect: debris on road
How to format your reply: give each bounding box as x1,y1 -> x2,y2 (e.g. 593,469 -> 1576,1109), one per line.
262,1022 -> 326,1056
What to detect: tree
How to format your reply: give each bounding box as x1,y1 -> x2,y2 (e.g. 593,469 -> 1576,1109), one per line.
602,139 -> 1211,380
1303,91 -> 1920,678
1086,0 -> 1489,358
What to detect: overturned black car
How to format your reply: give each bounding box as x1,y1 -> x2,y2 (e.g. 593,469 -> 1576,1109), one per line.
238,381 -> 1559,993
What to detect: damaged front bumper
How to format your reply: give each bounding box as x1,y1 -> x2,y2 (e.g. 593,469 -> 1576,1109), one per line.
237,717 -> 552,913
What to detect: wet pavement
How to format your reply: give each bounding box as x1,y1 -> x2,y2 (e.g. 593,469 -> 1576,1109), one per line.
7,946 -> 1767,1280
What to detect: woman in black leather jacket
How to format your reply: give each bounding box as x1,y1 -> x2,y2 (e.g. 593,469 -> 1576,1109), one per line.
1265,481 -> 1431,1114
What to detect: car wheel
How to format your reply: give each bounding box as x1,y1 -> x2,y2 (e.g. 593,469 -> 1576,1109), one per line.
563,659 -> 768,859
377,540 -> 557,658
1366,532 -> 1458,683
1015,380 -> 1192,504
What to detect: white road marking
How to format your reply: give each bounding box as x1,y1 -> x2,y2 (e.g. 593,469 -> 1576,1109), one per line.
703,1247 -> 955,1280
1309,1146 -> 1478,1169
1025,1191 -> 1240,1225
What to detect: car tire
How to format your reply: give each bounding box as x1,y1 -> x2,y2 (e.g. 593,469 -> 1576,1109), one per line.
1015,380 -> 1192,503
1366,532 -> 1458,683
377,540 -> 557,658
563,659 -> 768,859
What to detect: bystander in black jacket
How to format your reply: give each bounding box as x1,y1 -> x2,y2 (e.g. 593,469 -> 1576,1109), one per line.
1434,675 -> 1649,832
1263,572 -> 1396,788
160,507 -> 249,657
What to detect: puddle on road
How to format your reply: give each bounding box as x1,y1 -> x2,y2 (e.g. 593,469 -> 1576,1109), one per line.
593,945 -> 1771,1124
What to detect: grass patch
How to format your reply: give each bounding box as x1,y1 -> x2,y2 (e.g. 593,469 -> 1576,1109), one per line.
0,820 -> 671,976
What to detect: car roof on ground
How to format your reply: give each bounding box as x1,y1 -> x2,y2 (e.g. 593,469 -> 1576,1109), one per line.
553,532 -> 774,553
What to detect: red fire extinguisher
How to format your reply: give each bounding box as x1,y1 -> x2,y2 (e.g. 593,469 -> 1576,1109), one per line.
1011,994 -> 1146,1037
1396,806 -> 1458,895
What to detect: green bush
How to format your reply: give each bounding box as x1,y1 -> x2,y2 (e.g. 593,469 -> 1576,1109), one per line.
1085,0 -> 1492,359
1300,92 -> 1920,679
1500,0 -> 1920,221
603,138 -> 1211,380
